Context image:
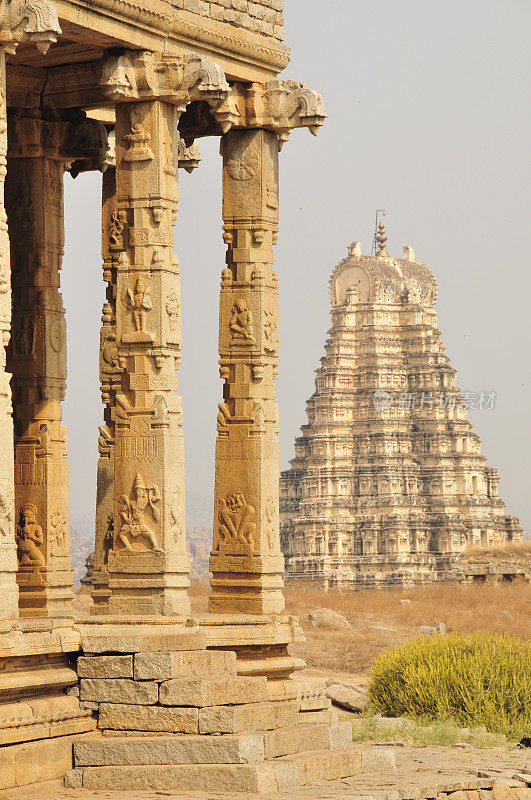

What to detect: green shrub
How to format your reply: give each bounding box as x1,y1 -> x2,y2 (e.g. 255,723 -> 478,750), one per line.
368,632 -> 531,739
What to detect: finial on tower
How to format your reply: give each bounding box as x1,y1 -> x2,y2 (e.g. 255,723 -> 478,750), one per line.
376,220 -> 388,257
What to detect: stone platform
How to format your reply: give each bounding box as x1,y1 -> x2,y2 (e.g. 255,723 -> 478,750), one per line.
0,619 -> 97,790
64,621 -> 392,793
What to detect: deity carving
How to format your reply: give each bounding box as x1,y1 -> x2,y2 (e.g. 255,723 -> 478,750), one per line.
123,111 -> 153,162
230,299 -> 255,343
50,511 -> 67,554
263,309 -> 278,353
265,495 -> 277,549
164,138 -> 176,176
125,278 -> 153,333
165,293 -> 180,335
102,514 -> 114,563
0,490 -> 12,541
16,504 -> 45,566
0,256 -> 8,294
109,210 -> 124,251
117,473 -> 162,551
218,492 -> 256,547
12,316 -> 34,358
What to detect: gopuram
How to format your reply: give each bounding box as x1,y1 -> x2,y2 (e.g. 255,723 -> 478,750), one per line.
0,0 -> 398,793
280,228 -> 523,588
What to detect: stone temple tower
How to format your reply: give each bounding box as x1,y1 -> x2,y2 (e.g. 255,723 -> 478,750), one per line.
280,227 -> 522,587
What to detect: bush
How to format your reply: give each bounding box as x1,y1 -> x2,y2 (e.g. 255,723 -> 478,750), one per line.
368,632 -> 531,739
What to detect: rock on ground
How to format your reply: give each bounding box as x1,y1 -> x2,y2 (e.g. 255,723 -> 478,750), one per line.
309,608 -> 351,630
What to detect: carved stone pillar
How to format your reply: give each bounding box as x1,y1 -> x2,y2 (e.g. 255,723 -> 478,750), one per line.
209,129 -> 285,615
0,49 -> 17,619
91,99 -> 190,616
5,110 -> 107,617
0,0 -> 61,620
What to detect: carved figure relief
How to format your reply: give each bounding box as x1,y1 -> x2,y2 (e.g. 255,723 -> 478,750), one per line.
117,473 -> 162,551
230,299 -> 255,343
109,211 -> 124,251
125,278 -> 152,333
216,403 -> 230,433
16,504 -> 45,566
265,495 -> 277,549
218,492 -> 256,547
0,490 -> 13,541
0,256 -> 8,294
263,309 -> 279,353
165,293 -> 180,335
123,110 -> 154,162
50,510 -> 67,554
12,316 -> 34,357
151,206 -> 164,225
168,494 -> 183,545
164,138 -> 176,176
226,142 -> 259,181
102,514 -> 114,563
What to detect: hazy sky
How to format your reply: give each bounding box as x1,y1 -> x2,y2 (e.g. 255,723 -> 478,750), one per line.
62,0 -> 531,536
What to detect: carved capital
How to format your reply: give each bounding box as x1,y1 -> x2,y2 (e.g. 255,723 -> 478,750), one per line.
7,110 -> 109,175
177,136 -> 201,174
102,50 -> 232,129
216,80 -> 327,145
0,0 -> 61,54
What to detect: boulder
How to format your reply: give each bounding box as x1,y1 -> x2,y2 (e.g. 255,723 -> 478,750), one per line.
417,625 -> 438,637
324,682 -> 367,712
308,608 -> 351,630
430,620 -> 447,635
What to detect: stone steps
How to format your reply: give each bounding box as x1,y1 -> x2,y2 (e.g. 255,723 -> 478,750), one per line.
74,721 -> 353,765
69,745 -> 395,792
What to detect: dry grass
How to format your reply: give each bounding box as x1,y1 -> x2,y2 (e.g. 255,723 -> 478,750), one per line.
280,580 -> 531,674
462,541 -> 531,560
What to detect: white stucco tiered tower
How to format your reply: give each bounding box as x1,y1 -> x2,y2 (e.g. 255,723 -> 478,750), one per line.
280,227 -> 522,587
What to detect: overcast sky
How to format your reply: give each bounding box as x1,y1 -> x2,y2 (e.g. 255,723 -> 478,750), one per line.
62,0 -> 531,536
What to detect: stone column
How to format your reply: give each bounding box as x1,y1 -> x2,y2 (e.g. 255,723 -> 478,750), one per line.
6,119 -> 73,617
209,128 -> 285,615
91,99 -> 190,616
0,49 -> 18,619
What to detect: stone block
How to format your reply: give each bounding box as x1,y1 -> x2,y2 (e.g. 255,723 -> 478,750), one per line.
263,722 -> 332,759
80,625 -> 206,654
279,747 -> 364,785
134,649 -> 236,680
81,763 -> 279,792
80,678 -> 158,705
266,679 -> 299,701
360,747 -> 396,773
199,699 -> 299,734
300,696 -> 331,711
75,733 -> 264,766
329,720 -> 354,749
77,655 -> 133,678
159,675 -> 267,707
297,708 -> 338,725
64,769 -> 83,789
99,703 -> 198,733
0,733 -> 91,789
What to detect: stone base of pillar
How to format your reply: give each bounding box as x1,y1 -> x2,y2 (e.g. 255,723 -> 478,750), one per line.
90,553 -> 191,617
209,547 -> 285,615
17,565 -> 74,618
196,611 -> 306,681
